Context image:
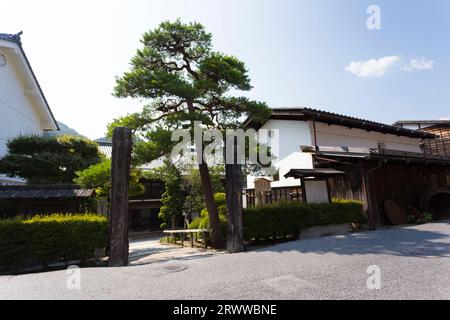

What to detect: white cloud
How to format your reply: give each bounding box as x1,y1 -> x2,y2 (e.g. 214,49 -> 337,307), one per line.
405,57 -> 435,71
345,55 -> 400,78
439,117 -> 449,121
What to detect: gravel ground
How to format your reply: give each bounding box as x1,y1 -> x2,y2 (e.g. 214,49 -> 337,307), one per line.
128,237 -> 223,265
1,220 -> 449,300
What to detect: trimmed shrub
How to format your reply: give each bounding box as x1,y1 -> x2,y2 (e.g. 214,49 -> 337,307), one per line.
243,200 -> 366,241
189,214 -> 228,243
189,217 -> 201,230
0,214 -> 108,270
200,192 -> 228,217
198,215 -> 228,239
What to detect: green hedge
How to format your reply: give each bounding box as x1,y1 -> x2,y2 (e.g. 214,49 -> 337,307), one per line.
243,200 -> 366,241
0,214 -> 108,270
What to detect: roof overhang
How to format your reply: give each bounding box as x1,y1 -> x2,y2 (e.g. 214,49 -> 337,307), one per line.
311,146 -> 450,166
0,33 -> 59,131
0,185 -> 94,200
245,107 -> 436,139
393,120 -> 450,127
284,168 -> 346,179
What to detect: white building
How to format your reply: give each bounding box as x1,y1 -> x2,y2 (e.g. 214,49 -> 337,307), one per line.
0,32 -> 58,184
244,108 -> 430,201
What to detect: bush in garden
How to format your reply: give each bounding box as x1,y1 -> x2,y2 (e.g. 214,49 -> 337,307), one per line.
189,214 -> 227,244
0,135 -> 102,185
200,192 -> 228,217
0,214 -> 108,270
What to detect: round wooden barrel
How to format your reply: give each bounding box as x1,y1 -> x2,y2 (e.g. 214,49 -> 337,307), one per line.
383,197 -> 407,226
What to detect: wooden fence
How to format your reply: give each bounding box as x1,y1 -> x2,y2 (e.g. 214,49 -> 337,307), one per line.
245,186 -> 303,208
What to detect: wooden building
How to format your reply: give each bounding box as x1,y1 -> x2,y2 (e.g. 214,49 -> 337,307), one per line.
308,146 -> 450,227
0,185 -> 95,218
394,120 -> 450,156
128,178 -> 164,231
244,108 -> 450,226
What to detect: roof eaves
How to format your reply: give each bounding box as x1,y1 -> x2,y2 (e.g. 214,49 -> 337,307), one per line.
248,107 -> 436,139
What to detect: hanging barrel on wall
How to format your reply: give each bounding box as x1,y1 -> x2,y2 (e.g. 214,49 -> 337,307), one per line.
420,189 -> 450,220
383,197 -> 407,226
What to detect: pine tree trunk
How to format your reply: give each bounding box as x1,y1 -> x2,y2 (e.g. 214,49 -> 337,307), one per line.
186,99 -> 224,249
198,161 -> 224,249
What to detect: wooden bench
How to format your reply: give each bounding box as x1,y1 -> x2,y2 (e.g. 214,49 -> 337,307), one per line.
163,229 -> 211,249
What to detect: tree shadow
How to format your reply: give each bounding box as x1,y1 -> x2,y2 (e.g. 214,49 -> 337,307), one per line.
256,221 -> 450,258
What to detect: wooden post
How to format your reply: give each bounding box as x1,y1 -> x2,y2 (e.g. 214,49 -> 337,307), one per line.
300,177 -> 307,203
108,127 -> 132,267
360,161 -> 377,230
225,136 -> 244,253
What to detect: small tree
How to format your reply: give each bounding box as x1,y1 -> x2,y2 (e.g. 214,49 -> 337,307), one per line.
182,166 -> 224,219
112,20 -> 271,248
74,160 -> 144,198
0,135 -> 102,184
158,160 -> 186,229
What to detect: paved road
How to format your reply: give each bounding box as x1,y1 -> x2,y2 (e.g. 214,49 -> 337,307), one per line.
1,221 -> 449,300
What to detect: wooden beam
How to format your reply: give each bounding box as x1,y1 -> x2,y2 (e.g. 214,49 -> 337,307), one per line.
108,127 -> 132,267
225,136 -> 244,253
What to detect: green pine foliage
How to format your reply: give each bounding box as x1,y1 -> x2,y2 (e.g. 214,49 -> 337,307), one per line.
0,135 -> 102,184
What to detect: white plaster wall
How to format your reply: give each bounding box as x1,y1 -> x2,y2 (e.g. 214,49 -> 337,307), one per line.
259,119 -> 313,162
0,46 -> 43,156
246,119 -> 313,189
312,122 -> 422,153
246,152 -> 313,189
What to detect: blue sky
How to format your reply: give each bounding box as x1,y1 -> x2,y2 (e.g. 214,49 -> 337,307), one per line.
2,0 -> 449,139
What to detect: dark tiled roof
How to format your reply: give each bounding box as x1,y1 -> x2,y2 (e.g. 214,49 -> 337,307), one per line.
393,120 -> 450,126
0,185 -> 94,199
0,32 -> 59,130
245,107 -> 436,139
0,32 -> 22,44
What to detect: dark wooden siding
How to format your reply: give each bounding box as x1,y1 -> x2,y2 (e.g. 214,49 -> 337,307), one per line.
327,161 -> 450,225
327,164 -> 365,203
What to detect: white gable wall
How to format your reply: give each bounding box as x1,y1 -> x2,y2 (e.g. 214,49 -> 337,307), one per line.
0,49 -> 42,155
0,43 -> 51,156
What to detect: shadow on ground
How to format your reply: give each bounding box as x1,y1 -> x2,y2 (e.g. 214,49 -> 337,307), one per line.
257,220 -> 450,258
